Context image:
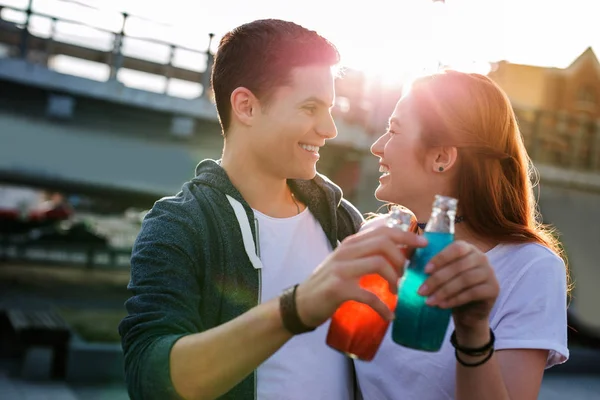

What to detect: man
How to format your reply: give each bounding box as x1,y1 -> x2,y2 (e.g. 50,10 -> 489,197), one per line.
119,19 -> 422,400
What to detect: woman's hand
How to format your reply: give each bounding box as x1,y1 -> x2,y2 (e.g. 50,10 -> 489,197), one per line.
417,241 -> 499,336
295,226 -> 428,328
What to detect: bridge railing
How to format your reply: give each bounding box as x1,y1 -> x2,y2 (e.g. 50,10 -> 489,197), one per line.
1,1 -> 599,174
0,0 -> 214,95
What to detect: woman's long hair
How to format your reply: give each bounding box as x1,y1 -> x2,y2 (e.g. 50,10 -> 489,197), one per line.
406,70 -> 564,262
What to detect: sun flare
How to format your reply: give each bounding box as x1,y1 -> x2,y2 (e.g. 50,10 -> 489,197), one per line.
333,0 -> 494,87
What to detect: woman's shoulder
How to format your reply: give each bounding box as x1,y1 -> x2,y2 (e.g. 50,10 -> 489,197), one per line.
492,241 -> 564,268
489,241 -> 567,295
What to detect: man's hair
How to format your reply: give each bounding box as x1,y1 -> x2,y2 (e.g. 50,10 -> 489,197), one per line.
210,19 -> 340,134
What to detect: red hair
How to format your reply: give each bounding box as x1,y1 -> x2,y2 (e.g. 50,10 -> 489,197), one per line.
406,70 -> 564,261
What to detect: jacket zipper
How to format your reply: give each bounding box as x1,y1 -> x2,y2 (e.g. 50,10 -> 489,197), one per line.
255,266 -> 262,400
254,216 -> 261,400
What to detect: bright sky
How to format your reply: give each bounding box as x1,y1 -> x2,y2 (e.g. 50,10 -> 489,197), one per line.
1,0 -> 599,90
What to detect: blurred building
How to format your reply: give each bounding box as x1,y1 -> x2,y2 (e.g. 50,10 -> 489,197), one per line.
1,1 -> 598,214
489,47 -> 600,118
487,47 -> 600,171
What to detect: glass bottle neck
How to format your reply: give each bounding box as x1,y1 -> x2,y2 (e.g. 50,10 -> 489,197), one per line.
424,207 -> 456,234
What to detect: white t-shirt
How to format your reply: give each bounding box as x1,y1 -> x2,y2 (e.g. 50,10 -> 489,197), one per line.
255,208 -> 354,400
355,217 -> 569,400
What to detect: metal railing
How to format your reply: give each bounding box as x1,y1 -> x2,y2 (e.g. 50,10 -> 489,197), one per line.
1,0 -> 599,173
0,241 -> 132,268
0,0 -> 215,95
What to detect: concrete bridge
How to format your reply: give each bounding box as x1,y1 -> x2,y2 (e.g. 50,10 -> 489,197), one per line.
1,0 -> 599,337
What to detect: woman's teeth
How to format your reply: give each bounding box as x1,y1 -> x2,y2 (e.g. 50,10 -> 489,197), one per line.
300,144 -> 319,153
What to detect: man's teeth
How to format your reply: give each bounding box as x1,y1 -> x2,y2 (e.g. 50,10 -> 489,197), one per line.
379,165 -> 390,174
300,144 -> 319,153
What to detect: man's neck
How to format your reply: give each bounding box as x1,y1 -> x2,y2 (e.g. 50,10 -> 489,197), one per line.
221,143 -> 303,218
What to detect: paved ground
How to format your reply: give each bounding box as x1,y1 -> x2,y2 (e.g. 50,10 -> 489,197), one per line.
0,371 -> 129,400
540,374 -> 600,399
1,264 -> 599,399
1,355 -> 600,400
1,373 -> 600,399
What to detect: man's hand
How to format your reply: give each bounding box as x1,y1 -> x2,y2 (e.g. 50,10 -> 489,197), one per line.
295,225 -> 428,327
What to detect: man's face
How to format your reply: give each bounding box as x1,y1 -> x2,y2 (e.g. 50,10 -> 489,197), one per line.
249,65 -> 338,180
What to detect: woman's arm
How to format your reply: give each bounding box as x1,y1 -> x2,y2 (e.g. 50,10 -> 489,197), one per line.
421,241 -> 568,400
452,323 -> 548,400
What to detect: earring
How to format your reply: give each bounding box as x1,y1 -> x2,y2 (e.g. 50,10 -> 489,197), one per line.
438,166 -> 444,172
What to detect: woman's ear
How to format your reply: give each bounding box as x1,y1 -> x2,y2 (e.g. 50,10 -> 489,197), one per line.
431,146 -> 458,173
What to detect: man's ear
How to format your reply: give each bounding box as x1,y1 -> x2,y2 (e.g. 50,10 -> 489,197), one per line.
230,87 -> 259,127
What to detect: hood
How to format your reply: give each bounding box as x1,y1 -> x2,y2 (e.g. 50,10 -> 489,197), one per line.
192,159 -> 346,246
192,159 -> 344,209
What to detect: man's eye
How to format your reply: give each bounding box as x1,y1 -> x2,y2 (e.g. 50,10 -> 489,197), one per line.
304,106 -> 317,114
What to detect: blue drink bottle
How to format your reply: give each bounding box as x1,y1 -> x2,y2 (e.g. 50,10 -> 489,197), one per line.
391,195 -> 458,351
326,206 -> 417,361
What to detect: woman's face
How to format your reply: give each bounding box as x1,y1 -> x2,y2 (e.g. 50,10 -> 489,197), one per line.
370,97 -> 444,217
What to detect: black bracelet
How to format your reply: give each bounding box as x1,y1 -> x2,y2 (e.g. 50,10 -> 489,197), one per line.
450,328 -> 495,356
279,284 -> 316,335
455,348 -> 495,367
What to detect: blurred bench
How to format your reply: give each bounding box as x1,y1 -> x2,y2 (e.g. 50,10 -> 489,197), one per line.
7,308 -> 71,379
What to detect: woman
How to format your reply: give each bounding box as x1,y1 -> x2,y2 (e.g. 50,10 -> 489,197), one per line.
355,70 -> 569,399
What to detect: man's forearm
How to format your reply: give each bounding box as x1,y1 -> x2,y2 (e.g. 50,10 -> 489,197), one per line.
170,297 -> 293,400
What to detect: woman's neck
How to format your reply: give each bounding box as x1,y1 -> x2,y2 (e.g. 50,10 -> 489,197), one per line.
454,223 -> 499,253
